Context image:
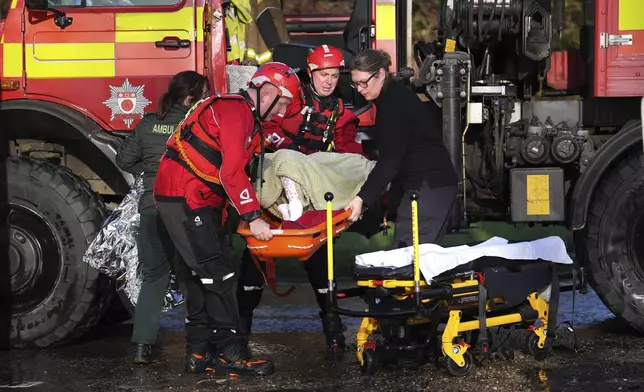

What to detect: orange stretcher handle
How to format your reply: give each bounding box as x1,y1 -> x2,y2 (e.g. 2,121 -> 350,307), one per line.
237,209 -> 353,298
237,209 -> 353,261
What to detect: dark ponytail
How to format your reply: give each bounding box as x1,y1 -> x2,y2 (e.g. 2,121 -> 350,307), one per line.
156,93 -> 174,120
156,71 -> 208,120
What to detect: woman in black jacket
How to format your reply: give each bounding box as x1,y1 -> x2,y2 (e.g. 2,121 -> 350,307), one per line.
116,71 -> 208,364
345,49 -> 458,249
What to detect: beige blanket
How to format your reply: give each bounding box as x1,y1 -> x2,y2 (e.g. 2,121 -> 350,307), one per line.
256,150 -> 376,218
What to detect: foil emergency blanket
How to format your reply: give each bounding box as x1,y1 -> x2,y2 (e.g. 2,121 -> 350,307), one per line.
83,175 -> 184,312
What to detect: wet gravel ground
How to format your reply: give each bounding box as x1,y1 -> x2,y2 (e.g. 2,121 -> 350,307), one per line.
2,282 -> 644,392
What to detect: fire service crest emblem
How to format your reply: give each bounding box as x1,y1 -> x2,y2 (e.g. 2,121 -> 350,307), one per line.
103,79 -> 152,128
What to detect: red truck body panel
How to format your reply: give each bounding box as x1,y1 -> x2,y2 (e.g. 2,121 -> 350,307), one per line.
1,0 -> 208,130
594,0 -> 644,97
0,0 -> 361,133
546,50 -> 588,91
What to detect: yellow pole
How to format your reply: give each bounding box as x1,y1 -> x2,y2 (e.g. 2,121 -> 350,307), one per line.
325,192 -> 335,283
411,193 -> 420,283
411,193 -> 421,307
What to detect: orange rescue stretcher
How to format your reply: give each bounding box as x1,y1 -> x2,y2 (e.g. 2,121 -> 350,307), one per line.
236,193 -> 353,296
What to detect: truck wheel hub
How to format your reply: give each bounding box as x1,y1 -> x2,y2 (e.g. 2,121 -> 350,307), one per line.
9,204 -> 62,315
9,227 -> 39,291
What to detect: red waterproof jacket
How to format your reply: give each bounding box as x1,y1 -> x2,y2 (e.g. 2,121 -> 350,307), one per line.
153,94 -> 263,222
262,85 -> 365,156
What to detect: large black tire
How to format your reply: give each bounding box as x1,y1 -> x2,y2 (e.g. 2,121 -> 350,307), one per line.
575,146 -> 644,332
8,157 -> 112,348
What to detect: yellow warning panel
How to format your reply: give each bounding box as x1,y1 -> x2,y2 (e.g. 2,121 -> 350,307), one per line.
526,175 -> 550,215
619,0 -> 644,31
445,39 -> 456,53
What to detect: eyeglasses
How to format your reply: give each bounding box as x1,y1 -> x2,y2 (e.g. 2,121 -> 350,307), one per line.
350,72 -> 377,89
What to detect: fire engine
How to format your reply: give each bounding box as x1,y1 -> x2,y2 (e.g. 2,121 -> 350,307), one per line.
0,0 -> 388,348
3,0 -> 644,350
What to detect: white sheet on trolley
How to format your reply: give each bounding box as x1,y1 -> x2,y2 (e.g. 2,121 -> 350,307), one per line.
354,236 -> 574,283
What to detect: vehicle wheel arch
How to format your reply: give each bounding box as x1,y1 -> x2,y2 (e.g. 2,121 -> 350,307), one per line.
0,98 -> 135,194
569,119 -> 642,236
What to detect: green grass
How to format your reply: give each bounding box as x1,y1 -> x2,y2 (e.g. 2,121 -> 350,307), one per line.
232,221 -> 573,280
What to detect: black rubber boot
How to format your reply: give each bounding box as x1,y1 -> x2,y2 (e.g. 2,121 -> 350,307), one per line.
215,339 -> 275,376
132,343 -> 154,364
236,288 -> 263,359
320,311 -> 347,350
235,335 -> 253,361
184,344 -> 216,373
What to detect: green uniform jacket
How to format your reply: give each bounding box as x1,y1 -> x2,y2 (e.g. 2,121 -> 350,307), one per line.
115,104 -> 189,210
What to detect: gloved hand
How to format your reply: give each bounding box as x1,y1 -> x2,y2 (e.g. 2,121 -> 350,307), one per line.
249,217 -> 273,241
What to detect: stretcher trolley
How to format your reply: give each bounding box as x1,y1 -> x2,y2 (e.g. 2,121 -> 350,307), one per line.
237,192 -> 584,377
319,192 -> 584,377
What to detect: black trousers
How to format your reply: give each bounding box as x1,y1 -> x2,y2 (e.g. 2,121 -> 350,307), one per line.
236,245 -> 332,335
131,207 -> 175,345
392,181 -> 457,249
156,199 -> 241,354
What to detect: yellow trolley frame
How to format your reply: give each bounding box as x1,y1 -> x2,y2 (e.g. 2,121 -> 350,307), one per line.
321,192 -> 567,377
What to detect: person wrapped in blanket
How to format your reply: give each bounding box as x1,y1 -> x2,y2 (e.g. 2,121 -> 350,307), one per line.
153,63 -> 300,376
237,45 -> 367,352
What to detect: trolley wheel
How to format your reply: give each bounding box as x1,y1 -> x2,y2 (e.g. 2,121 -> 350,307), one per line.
445,351 -> 474,377
526,334 -> 551,361
360,349 -> 378,375
499,347 -> 515,362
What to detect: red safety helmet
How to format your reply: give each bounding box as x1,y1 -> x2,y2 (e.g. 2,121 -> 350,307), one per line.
249,62 -> 301,100
307,45 -> 345,73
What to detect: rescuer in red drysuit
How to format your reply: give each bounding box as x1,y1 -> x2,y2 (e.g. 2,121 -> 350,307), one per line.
263,44 -> 366,156
236,45 -> 366,353
153,62 -> 301,376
